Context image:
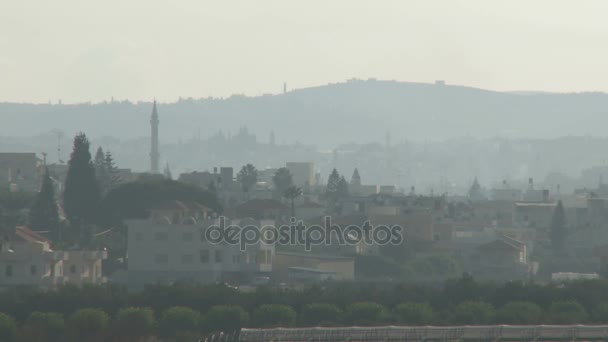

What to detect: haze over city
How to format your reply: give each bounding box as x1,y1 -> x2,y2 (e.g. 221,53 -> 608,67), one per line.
4,1 -> 608,341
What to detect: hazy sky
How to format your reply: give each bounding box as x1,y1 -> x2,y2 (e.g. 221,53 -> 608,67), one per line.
2,0 -> 608,103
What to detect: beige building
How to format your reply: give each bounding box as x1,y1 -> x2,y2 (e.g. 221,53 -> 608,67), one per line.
286,162 -> 315,188
513,202 -> 556,230
0,153 -> 39,192
127,202 -> 274,287
0,226 -> 107,289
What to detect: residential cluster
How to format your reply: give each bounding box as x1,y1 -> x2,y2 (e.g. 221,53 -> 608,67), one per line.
1,103 -> 607,291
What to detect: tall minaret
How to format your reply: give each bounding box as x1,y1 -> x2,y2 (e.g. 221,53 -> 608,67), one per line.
150,100 -> 160,173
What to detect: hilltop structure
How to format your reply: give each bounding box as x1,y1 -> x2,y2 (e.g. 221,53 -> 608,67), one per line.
150,100 -> 160,173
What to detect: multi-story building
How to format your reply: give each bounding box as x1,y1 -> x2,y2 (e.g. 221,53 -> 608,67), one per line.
286,162 -> 315,188
0,152 -> 39,192
0,226 -> 107,289
126,201 -> 274,287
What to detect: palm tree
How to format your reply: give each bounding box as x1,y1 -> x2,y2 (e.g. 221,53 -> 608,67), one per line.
283,186 -> 302,217
237,164 -> 258,193
272,168 -> 293,199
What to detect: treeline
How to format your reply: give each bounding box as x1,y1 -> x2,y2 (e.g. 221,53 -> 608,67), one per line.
3,277 -> 608,340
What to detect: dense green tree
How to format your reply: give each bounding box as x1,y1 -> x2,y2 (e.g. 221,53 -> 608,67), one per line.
63,133 -> 101,224
104,151 -> 121,187
440,274 -> 492,306
95,148 -> 121,196
393,302 -> 436,325
548,300 -> 588,324
300,303 -> 342,327
20,311 -> 65,342
158,306 -> 201,340
326,169 -> 342,213
94,147 -> 108,191
355,255 -> 403,279
29,168 -> 60,239
66,308 -> 109,342
406,255 -> 463,277
237,164 -> 258,193
112,307 -> 156,342
0,190 -> 35,233
273,167 -> 293,196
252,304 -> 297,328
451,301 -> 495,324
337,176 -> 349,197
495,301 -> 543,324
326,169 -> 341,197
550,200 -> 567,254
207,180 -> 218,195
344,302 -> 389,326
283,186 -> 302,217
593,302 -> 608,323
163,164 -> 172,180
0,312 -> 16,342
202,305 -> 249,333
98,179 -> 221,225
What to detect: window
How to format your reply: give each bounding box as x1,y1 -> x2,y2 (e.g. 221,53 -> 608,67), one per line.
181,254 -> 193,264
70,265 -> 76,274
154,232 -> 168,241
30,265 -> 37,275
200,250 -> 210,263
154,254 -> 169,264
172,212 -> 180,224
5,265 -> 13,277
214,250 -> 222,263
135,232 -> 143,241
256,250 -> 265,263
182,232 -> 194,241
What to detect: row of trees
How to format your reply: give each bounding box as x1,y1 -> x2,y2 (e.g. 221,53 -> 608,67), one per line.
3,278 -> 608,331
0,306 -> 210,342
236,164 -> 304,215
0,299 -> 603,342
237,164 -> 355,216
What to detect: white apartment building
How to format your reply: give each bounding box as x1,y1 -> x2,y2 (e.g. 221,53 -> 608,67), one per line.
126,201 -> 274,287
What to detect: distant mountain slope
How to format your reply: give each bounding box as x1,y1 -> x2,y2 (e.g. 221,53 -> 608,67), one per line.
2,79 -> 607,146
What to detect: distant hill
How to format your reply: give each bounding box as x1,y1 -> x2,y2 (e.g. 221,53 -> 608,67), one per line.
2,79 -> 608,146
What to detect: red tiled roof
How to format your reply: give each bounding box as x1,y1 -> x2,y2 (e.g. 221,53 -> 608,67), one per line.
14,226 -> 50,244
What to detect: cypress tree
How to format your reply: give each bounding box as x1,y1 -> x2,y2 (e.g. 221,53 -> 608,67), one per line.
337,176 -> 349,197
94,147 -> 109,194
326,169 -> 342,213
29,167 -> 60,239
63,133 -> 101,224
550,200 -> 567,254
104,151 -> 120,185
326,169 -> 341,196
272,168 -> 293,197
